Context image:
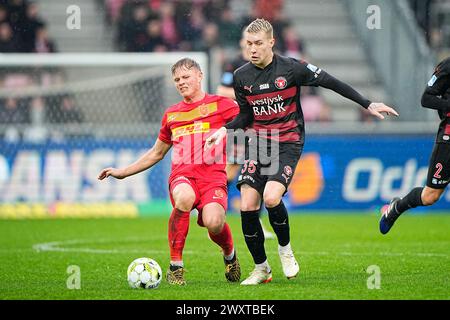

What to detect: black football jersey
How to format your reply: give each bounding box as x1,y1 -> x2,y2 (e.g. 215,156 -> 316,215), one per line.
233,54 -> 325,145
423,57 -> 450,142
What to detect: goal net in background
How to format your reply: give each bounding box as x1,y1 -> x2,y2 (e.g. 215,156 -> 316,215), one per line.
0,52 -> 208,219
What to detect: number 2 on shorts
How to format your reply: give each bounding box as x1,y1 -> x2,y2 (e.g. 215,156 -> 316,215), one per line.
434,163 -> 443,179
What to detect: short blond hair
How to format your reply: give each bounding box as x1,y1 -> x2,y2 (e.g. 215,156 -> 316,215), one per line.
246,18 -> 273,38
171,58 -> 202,75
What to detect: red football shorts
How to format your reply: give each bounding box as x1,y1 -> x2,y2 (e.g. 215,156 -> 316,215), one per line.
169,176 -> 228,227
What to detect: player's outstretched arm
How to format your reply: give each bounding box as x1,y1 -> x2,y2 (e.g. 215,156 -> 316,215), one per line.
317,72 -> 399,118
98,139 -> 171,180
367,102 -> 399,120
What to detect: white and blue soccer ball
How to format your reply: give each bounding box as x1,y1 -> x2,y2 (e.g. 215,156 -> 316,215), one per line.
127,257 -> 162,289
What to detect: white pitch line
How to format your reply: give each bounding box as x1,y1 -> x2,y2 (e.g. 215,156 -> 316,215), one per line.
32,238 -> 187,255
30,238 -> 450,258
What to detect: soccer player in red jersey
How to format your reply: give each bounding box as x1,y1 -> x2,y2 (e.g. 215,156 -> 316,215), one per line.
98,58 -> 241,285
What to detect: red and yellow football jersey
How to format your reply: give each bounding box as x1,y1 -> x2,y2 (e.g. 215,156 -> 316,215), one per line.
158,94 -> 239,183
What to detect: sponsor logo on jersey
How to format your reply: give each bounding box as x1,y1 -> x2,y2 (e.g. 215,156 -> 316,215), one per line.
434,179 -> 449,185
252,104 -> 286,116
250,94 -> 284,106
307,64 -> 318,72
307,63 -> 322,78
244,85 -> 253,93
274,76 -> 287,89
259,83 -> 270,90
241,175 -> 255,183
249,94 -> 286,116
428,75 -> 437,87
172,122 -> 210,139
246,87 -> 298,117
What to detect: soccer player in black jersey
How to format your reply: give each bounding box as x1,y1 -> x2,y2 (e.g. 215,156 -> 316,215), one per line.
380,57 -> 450,234
217,28 -> 276,241
206,18 -> 398,285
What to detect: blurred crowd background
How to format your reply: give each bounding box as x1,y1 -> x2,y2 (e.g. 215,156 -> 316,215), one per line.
0,0 -> 449,134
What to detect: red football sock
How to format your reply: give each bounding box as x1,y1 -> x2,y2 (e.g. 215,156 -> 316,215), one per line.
208,222 -> 234,257
168,208 -> 190,262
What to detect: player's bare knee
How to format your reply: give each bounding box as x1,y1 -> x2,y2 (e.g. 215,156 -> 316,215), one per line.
174,202 -> 193,212
422,191 -> 441,206
240,196 -> 260,211
174,194 -> 195,212
204,216 -> 224,234
263,195 -> 281,208
240,202 -> 260,211
208,220 -> 225,234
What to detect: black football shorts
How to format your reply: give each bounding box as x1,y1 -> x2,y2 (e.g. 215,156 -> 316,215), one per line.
236,142 -> 303,195
426,142 -> 450,189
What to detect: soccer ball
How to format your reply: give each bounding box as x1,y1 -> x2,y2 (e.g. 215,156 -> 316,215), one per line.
127,257 -> 162,289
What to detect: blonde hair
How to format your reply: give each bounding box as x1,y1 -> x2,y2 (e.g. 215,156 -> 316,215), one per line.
171,58 -> 202,75
246,18 -> 273,38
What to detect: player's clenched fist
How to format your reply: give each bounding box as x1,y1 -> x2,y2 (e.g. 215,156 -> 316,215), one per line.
205,127 -> 227,151
97,167 -> 126,180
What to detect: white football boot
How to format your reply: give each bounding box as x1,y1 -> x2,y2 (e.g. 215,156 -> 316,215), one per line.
278,245 -> 299,279
240,266 -> 272,285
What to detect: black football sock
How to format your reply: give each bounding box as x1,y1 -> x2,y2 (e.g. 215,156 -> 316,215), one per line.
266,200 -> 290,246
241,210 -> 267,264
396,187 -> 424,214
169,264 -> 183,271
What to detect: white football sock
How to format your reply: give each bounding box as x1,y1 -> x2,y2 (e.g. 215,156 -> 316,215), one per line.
255,260 -> 271,272
278,242 -> 292,254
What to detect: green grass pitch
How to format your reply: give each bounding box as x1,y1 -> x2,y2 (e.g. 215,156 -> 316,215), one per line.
1,213 -> 450,300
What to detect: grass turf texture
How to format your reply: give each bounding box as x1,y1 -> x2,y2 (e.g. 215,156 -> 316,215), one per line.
1,213 -> 449,300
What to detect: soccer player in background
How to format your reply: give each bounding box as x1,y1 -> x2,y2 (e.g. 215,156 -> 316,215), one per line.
98,58 -> 241,285
380,57 -> 450,234
206,18 -> 398,285
217,28 -> 275,240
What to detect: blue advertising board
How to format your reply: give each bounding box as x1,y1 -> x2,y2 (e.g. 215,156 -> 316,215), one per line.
0,139 -> 170,204
1,135 -> 449,215
228,134 -> 450,212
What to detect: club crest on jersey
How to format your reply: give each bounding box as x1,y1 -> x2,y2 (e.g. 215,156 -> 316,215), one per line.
213,189 -> 224,199
281,166 -> 293,184
284,165 -> 293,176
199,104 -> 209,116
274,77 -> 287,89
